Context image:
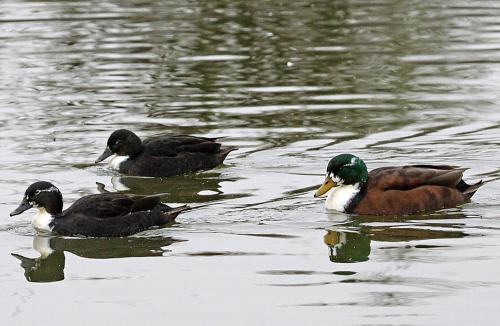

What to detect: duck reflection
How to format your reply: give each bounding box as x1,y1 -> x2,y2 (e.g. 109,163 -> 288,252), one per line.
12,235 -> 181,283
324,214 -> 469,263
324,230 -> 371,263
100,171 -> 245,203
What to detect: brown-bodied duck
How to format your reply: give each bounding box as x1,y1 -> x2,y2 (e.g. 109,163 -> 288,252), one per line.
314,154 -> 483,216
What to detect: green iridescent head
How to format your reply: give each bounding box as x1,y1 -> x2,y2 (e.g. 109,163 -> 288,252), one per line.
315,154 -> 368,197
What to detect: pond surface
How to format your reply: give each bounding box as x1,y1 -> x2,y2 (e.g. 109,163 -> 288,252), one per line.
2,0 -> 500,324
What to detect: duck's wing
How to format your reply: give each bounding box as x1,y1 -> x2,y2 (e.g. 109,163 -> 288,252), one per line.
53,205 -> 190,237
169,135 -> 219,143
352,165 -> 482,216
63,193 -> 161,218
143,135 -> 222,157
368,165 -> 467,191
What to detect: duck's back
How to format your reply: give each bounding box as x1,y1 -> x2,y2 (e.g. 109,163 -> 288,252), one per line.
143,135 -> 222,156
352,165 -> 482,216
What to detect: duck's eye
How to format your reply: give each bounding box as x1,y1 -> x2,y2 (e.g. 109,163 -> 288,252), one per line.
114,140 -> 122,146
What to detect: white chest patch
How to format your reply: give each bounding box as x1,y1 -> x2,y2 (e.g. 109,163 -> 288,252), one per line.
110,155 -> 128,170
32,208 -> 54,233
325,183 -> 360,212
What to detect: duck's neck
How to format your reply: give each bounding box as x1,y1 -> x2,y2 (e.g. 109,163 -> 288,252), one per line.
325,183 -> 361,212
32,208 -> 54,233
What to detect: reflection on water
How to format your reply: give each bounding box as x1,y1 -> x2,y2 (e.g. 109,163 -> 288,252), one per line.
105,170 -> 246,203
12,235 -> 181,283
324,230 -> 371,263
324,214 -> 469,263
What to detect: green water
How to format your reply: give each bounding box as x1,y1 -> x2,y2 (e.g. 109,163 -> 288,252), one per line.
2,1 -> 500,325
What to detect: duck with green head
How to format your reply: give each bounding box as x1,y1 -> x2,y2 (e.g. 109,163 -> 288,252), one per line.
314,154 -> 483,216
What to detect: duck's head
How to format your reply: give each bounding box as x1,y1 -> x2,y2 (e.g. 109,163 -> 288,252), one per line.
95,129 -> 143,163
10,181 -> 63,216
314,154 -> 368,197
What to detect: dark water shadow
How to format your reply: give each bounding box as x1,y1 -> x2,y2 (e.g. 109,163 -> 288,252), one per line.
12,235 -> 182,283
99,170 -> 247,203
324,212 -> 473,263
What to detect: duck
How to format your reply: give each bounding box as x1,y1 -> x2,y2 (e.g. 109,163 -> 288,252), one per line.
10,181 -> 190,237
314,154 -> 483,216
95,129 -> 237,177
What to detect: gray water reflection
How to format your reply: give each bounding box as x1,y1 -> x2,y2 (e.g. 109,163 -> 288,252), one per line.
2,0 -> 500,325
104,171 -> 246,203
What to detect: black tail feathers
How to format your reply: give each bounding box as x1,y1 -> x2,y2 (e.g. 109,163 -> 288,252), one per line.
459,179 -> 484,199
217,146 -> 238,162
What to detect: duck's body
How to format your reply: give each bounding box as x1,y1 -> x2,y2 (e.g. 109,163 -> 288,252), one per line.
96,130 -> 237,177
315,154 -> 483,216
52,193 -> 188,237
10,181 -> 189,237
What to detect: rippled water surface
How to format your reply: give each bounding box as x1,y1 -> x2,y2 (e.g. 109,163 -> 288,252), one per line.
2,1 -> 500,324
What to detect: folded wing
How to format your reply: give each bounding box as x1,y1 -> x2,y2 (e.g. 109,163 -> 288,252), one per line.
368,165 -> 467,191
64,193 -> 161,218
143,135 -> 222,157
353,165 -> 480,215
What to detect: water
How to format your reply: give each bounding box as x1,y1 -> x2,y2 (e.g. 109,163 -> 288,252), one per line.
2,0 -> 500,324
